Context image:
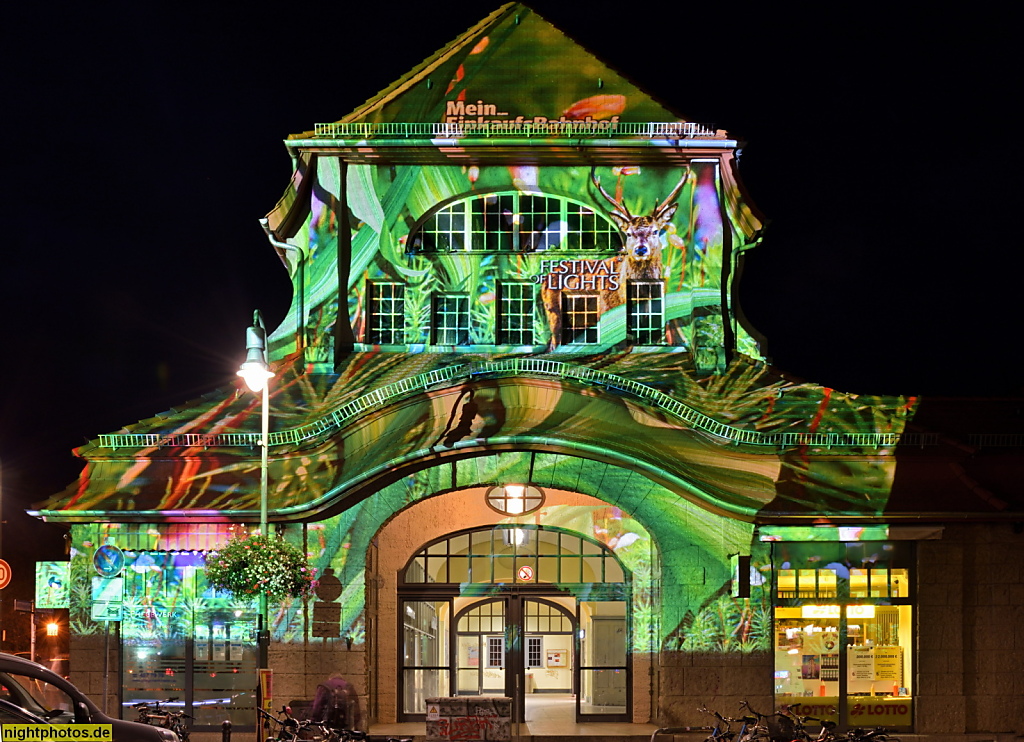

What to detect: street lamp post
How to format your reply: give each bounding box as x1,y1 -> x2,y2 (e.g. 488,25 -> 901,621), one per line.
237,310 -> 274,672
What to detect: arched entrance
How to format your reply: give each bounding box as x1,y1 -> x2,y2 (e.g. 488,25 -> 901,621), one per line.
398,525 -> 630,723
312,450 -> 754,727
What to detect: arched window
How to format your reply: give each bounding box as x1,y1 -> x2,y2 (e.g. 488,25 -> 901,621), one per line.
410,192 -> 621,253
401,525 -> 626,585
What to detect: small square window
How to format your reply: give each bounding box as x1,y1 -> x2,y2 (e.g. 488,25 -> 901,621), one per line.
487,636 -> 504,668
498,282 -> 535,345
526,636 -> 543,668
368,282 -> 406,344
627,281 -> 664,344
433,294 -> 470,345
562,294 -> 599,344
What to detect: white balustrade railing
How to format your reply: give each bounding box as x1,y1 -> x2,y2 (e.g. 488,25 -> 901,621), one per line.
310,121 -> 720,139
98,359 -> 912,453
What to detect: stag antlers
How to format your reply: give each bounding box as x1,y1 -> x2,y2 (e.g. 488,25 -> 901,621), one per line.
591,167 -> 689,259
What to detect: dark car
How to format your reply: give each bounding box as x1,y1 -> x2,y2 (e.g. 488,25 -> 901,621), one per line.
0,652 -> 178,741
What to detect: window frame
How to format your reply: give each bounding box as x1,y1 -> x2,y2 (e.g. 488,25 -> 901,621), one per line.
367,281 -> 407,345
486,636 -> 505,669
771,541 -> 915,730
432,292 -> 471,346
626,280 -> 665,345
526,636 -> 543,669
561,293 -> 600,345
410,191 -> 622,254
497,281 -> 536,346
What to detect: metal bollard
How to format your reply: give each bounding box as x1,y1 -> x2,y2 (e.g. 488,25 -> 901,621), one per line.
221,719 -> 231,742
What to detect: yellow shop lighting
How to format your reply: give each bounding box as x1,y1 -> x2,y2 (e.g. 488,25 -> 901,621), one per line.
801,605 -> 840,619
848,605 -> 876,618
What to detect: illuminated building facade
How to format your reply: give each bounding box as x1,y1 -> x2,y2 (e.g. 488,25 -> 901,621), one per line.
33,4 -> 1024,738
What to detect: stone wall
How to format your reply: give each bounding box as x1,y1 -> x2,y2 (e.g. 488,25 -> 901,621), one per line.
269,641 -> 368,725
69,629 -> 121,718
656,650 -> 773,727
917,523 -> 1024,736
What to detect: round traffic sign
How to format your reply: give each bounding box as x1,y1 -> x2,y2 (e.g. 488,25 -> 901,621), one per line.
0,559 -> 11,589
93,545 -> 125,578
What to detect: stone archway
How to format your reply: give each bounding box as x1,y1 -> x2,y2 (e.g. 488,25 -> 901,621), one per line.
371,486 -> 655,724
300,449 -> 756,726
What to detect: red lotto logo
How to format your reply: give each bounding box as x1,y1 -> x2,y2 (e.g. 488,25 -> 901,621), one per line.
0,560 -> 11,590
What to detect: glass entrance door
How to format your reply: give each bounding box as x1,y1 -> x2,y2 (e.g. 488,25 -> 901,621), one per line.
578,600 -> 628,718
455,600 -> 506,696
522,598 -> 575,724
399,525 -> 631,723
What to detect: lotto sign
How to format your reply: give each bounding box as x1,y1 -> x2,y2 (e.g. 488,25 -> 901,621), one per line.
517,565 -> 534,581
849,698 -> 912,725
0,559 -> 10,589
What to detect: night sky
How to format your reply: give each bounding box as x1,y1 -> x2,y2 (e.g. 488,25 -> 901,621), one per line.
1,2 -> 1018,574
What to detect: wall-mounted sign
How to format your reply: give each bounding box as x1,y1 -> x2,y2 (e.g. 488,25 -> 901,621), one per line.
93,545 -> 125,578
801,605 -> 840,619
35,562 -> 70,608
259,669 -> 274,713
0,559 -> 11,590
91,576 -> 124,621
546,650 -> 567,667
847,605 -> 876,618
517,565 -> 534,581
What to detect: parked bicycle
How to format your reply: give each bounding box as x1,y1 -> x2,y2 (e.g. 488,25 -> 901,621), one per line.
259,706 -> 324,742
258,706 -> 396,742
773,706 -> 839,742
845,727 -> 900,742
133,697 -> 191,742
695,703 -> 751,742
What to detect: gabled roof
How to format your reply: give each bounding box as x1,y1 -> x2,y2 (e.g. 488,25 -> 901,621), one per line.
291,3 -> 684,136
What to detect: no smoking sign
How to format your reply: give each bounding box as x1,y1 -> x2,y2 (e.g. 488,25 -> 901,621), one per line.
517,565 -> 534,581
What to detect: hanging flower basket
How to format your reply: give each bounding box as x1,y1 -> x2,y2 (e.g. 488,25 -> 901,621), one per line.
205,534 -> 316,600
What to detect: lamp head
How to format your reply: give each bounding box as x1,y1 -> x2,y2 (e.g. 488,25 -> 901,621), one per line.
237,359 -> 274,392
237,310 -> 274,391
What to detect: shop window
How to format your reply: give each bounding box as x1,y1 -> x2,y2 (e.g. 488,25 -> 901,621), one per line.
777,568 -> 839,599
772,542 -> 914,730
433,293 -> 470,345
562,294 -> 599,344
850,568 -> 909,598
368,282 -> 406,344
497,282 -> 535,345
120,550 -> 258,730
410,192 -> 620,253
626,281 -> 664,344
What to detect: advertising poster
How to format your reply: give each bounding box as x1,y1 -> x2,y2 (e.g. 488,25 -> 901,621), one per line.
801,655 -> 821,679
848,648 -> 874,694
874,647 -> 903,682
90,576 -> 124,621
35,562 -> 70,609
